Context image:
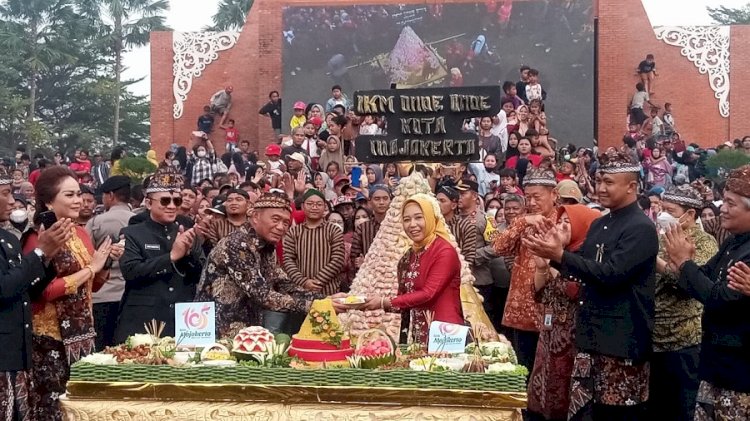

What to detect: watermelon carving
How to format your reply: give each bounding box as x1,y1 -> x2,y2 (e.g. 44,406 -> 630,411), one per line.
232,326 -> 275,353
354,329 -> 397,369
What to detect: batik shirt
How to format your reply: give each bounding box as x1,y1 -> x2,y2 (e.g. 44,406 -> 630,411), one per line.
196,226 -> 316,339
654,226 -> 717,352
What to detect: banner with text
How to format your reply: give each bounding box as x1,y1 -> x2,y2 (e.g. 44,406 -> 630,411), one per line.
353,86 -> 501,163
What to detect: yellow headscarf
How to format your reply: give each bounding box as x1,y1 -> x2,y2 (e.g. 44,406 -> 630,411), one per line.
402,194 -> 452,251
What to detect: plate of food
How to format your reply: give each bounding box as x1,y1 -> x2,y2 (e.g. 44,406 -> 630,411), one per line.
334,295 -> 367,307
202,359 -> 237,367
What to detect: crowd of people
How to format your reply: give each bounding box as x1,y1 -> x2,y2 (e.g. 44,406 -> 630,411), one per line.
1,60 -> 750,421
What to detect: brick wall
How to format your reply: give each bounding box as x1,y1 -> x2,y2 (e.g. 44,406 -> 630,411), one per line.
150,0 -> 743,155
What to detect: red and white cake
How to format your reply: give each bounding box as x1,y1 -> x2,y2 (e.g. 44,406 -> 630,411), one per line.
288,299 -> 353,364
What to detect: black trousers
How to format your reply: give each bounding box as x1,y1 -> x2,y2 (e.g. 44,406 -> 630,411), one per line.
507,327 -> 539,371
93,302 -> 121,351
649,346 -> 700,421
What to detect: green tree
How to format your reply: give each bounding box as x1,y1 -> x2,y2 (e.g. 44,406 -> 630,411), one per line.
0,0 -> 81,145
78,0 -> 169,145
208,0 -> 253,31
708,3 -> 750,25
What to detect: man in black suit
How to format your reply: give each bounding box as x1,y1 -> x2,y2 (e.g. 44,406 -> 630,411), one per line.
115,168 -> 204,343
524,150 -> 657,421
0,167 -> 71,419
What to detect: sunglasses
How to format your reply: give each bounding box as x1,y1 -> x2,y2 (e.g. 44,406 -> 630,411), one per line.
155,196 -> 183,207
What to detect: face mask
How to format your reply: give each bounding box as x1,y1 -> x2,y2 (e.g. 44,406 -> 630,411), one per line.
172,160 -> 180,168
197,151 -> 206,158
9,209 -> 27,224
656,211 -> 686,234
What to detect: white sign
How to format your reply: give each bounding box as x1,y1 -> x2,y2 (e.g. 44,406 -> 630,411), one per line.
427,321 -> 469,354
175,302 -> 216,347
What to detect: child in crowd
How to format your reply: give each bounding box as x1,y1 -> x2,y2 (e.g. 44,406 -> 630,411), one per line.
264,143 -> 285,173
197,105 -> 214,135
662,102 -> 675,134
220,119 -> 239,153
629,82 -> 657,126
498,167 -> 524,197
501,81 -> 523,109
555,158 -> 576,182
643,106 -> 664,138
637,53 -> 657,95
359,115 -> 381,135
290,101 -> 307,131
525,69 -> 543,102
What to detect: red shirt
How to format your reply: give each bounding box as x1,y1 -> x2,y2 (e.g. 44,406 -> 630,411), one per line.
29,169 -> 41,186
505,154 -> 542,169
224,127 -> 239,144
69,160 -> 91,180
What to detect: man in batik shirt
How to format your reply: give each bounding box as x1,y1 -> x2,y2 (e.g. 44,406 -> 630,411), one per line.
524,150 -> 658,421
196,191 -> 318,338
666,165 -> 750,421
493,168 -> 558,370
651,183 -> 717,421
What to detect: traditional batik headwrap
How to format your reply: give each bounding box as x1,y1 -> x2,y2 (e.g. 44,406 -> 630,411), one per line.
523,167 -> 557,188
254,191 -> 291,211
725,164 -> 750,198
0,167 -> 11,185
598,148 -> 642,174
662,183 -> 705,209
145,167 -> 183,194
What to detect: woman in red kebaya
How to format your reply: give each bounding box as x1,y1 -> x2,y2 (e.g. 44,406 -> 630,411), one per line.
361,194 -> 463,345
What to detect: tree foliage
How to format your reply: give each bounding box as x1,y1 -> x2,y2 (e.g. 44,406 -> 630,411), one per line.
0,0 -> 153,158
707,3 -> 750,25
208,0 -> 253,31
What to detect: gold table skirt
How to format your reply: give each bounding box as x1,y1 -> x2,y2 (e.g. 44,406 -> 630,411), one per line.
62,382 -> 526,421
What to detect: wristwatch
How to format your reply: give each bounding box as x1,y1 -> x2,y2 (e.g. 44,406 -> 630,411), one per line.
33,248 -> 45,259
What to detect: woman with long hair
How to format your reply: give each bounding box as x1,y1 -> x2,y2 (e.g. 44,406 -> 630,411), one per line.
22,166 -> 120,420
516,104 -> 531,136
360,195 -> 463,344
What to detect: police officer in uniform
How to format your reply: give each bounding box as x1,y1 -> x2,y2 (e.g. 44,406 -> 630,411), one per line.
115,168 -> 204,343
86,176 -> 134,350
0,167 -> 71,420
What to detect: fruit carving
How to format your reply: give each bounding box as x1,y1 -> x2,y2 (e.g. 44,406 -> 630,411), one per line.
232,326 -> 275,353
354,329 -> 397,369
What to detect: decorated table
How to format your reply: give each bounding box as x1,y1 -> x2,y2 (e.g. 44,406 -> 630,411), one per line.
62,364 -> 526,420
61,302 -> 527,420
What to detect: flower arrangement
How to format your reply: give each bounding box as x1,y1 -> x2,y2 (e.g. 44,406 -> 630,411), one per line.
309,310 -> 344,347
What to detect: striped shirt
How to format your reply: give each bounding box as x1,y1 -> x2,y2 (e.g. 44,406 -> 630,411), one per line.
350,219 -> 381,270
208,217 -> 248,248
283,221 -> 345,296
445,215 -> 476,266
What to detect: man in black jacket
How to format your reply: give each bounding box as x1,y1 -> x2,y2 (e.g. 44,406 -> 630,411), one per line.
665,164 -> 750,420
524,150 -> 657,420
0,168 -> 71,419
115,169 -> 204,343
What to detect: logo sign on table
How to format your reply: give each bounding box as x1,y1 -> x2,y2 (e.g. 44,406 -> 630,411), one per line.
175,302 -> 216,347
427,321 -> 470,354
353,86 -> 502,163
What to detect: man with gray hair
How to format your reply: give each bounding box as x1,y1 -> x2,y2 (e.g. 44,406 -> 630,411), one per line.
665,164 -> 750,420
